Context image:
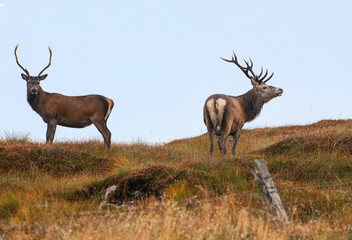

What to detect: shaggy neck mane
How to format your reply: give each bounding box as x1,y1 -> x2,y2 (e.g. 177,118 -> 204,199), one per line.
27,88 -> 44,115
236,89 -> 265,122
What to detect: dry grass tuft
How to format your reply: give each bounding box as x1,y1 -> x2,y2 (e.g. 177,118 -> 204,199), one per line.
0,192 -> 19,220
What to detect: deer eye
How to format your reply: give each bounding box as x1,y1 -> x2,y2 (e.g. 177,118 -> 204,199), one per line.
263,86 -> 267,89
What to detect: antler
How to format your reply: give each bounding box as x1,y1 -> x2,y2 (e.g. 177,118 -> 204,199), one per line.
221,51 -> 274,85
14,45 -> 30,76
38,47 -> 52,76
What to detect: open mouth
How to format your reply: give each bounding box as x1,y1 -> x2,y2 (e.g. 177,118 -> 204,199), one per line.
277,93 -> 283,96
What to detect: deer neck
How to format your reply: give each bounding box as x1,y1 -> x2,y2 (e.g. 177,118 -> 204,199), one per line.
236,89 -> 265,123
27,87 -> 46,115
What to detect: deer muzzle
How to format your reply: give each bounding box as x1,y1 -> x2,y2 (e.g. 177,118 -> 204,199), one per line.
276,88 -> 283,96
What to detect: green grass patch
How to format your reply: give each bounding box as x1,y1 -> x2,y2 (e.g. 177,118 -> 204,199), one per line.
0,192 -> 19,220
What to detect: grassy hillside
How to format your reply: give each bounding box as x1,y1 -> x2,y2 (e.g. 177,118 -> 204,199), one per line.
0,120 -> 351,239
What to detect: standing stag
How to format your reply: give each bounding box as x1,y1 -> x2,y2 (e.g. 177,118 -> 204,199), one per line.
203,51 -> 283,157
14,45 -> 114,149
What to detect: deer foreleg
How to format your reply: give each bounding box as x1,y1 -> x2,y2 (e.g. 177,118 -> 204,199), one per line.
46,121 -> 57,144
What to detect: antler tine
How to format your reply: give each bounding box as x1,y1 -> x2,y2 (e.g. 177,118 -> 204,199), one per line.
262,72 -> 274,83
248,58 -> 253,68
220,56 -> 233,63
257,67 -> 264,79
38,47 -> 52,76
220,52 -> 237,65
258,69 -> 269,83
233,51 -> 240,63
244,58 -> 256,79
14,45 -> 30,76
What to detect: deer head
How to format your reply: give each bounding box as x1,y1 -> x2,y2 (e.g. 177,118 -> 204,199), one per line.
14,45 -> 52,96
221,52 -> 283,103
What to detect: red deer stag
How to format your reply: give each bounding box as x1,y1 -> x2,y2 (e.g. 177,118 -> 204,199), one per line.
203,51 -> 283,157
14,45 -> 114,149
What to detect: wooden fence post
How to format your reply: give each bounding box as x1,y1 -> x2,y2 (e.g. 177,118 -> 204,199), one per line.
251,159 -> 289,224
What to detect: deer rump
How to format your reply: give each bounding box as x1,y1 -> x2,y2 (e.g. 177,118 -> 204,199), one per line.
204,94 -> 243,136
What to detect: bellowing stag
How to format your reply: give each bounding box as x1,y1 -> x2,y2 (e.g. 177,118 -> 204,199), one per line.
203,51 -> 283,157
14,45 -> 114,149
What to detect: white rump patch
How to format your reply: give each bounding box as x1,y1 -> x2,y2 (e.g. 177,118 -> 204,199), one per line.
215,98 -> 226,126
207,98 -> 227,131
206,99 -> 217,128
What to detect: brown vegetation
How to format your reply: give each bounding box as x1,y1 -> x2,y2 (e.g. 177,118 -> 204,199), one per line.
0,119 -> 351,239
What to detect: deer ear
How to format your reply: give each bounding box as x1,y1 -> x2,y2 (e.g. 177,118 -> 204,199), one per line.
39,74 -> 48,81
21,73 -> 28,81
250,78 -> 257,86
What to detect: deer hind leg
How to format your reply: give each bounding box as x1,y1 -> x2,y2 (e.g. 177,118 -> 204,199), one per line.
93,120 -> 112,149
46,120 -> 57,144
218,124 -> 232,156
208,130 -> 215,157
231,130 -> 241,156
218,135 -> 228,156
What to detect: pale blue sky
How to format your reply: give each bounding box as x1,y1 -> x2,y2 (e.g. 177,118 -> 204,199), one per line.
1,1 -> 352,143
